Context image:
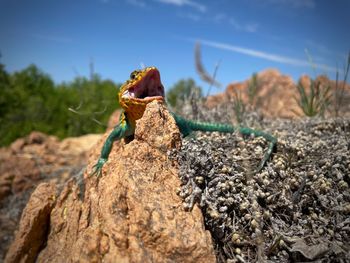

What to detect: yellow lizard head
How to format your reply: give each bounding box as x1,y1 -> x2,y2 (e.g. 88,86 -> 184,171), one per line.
119,66 -> 165,121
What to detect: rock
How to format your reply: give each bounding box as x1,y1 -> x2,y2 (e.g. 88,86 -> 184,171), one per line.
207,69 -> 300,118
27,131 -> 48,145
6,101 -> 216,263
206,68 -> 350,119
299,74 -> 350,116
175,117 -> 350,262
0,132 -> 101,260
4,182 -> 56,263
0,132 -> 101,202
59,134 -> 101,156
107,109 -> 122,129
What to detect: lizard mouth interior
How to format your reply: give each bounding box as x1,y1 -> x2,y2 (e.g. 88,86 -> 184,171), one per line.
122,69 -> 165,100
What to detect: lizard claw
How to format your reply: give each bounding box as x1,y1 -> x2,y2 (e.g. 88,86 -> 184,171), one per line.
91,158 -> 107,177
255,141 -> 275,173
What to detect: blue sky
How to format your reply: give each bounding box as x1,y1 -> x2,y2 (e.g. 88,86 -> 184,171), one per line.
0,0 -> 349,94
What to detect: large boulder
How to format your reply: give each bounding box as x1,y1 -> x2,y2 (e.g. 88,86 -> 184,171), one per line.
206,68 -> 350,119
5,101 -> 216,263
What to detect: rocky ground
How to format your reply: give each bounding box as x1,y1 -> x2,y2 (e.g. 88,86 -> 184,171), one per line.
169,88 -> 350,262
171,117 -> 350,262
1,107 -> 349,262
0,132 -> 101,260
3,102 -> 216,263
1,69 -> 349,262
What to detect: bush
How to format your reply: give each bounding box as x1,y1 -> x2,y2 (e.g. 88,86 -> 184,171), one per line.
0,63 -> 120,146
294,78 -> 331,117
166,78 -> 202,110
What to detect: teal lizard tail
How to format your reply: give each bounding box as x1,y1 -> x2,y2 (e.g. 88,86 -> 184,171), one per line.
171,113 -> 276,172
188,120 -> 235,133
171,113 -> 235,136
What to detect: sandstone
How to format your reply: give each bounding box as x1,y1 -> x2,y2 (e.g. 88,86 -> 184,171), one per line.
0,132 -> 101,260
107,109 -> 122,129
206,68 -> 350,119
5,182 -> 56,263
5,101 -> 216,263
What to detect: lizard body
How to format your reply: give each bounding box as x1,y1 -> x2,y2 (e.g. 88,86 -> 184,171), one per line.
92,67 -> 276,176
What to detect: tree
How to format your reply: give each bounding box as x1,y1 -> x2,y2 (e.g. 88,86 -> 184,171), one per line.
0,63 -> 121,146
166,78 -> 202,109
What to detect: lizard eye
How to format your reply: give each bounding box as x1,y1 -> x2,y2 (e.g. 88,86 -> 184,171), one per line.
130,71 -> 138,80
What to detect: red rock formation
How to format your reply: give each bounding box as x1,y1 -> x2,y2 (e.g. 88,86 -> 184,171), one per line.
206,69 -> 350,118
5,101 -> 216,263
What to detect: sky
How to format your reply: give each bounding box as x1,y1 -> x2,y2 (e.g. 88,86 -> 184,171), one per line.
0,0 -> 349,94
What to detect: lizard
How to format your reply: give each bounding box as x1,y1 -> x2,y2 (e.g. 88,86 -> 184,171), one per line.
92,66 -> 277,176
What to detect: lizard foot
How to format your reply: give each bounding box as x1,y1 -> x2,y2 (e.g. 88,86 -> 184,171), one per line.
91,158 -> 107,177
255,141 -> 275,172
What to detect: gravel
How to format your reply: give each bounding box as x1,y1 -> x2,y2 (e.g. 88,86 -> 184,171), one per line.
170,105 -> 350,262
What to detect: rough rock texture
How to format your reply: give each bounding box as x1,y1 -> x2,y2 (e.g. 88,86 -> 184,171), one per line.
6,101 -> 216,263
168,80 -> 350,262
0,132 -> 100,202
4,183 -> 56,263
171,117 -> 350,262
0,132 -> 101,260
107,109 -> 122,129
206,69 -> 350,119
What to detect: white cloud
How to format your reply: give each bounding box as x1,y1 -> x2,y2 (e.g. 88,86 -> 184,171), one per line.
229,18 -> 258,33
190,38 -> 337,72
213,13 -> 258,33
305,40 -> 348,61
155,0 -> 206,13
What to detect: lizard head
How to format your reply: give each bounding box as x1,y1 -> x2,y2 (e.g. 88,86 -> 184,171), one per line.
119,66 -> 165,121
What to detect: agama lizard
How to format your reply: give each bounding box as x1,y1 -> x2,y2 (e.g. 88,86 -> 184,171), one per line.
92,67 -> 276,176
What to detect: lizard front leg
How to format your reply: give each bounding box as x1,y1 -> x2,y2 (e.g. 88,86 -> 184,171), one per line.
238,127 -> 277,172
92,115 -> 134,177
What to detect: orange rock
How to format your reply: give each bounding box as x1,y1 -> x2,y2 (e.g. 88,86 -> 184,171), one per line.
6,101 -> 216,263
107,109 -> 122,129
0,132 -> 101,202
0,132 -> 101,259
206,68 -> 350,119
4,182 -> 56,263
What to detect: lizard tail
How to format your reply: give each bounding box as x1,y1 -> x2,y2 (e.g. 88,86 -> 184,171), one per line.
187,120 -> 236,133
171,113 -> 277,171
171,113 -> 236,136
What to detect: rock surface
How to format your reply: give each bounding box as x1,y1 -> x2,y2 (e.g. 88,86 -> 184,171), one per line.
0,132 -> 101,202
206,69 -> 350,119
4,183 -> 56,263
5,101 -> 216,263
172,117 -> 350,262
3,68 -> 348,263
0,132 -> 101,260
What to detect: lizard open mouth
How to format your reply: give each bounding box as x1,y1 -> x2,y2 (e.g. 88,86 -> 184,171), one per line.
121,68 -> 165,101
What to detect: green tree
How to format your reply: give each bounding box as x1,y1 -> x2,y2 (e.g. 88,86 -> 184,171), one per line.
166,78 -> 202,109
59,74 -> 120,137
0,63 -> 121,146
0,63 -> 12,116
0,64 -> 57,145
